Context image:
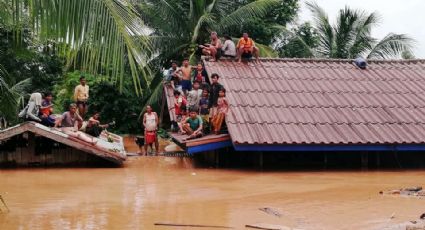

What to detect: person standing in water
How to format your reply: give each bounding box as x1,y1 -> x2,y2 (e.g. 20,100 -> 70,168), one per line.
74,76 -> 89,118
142,105 -> 159,156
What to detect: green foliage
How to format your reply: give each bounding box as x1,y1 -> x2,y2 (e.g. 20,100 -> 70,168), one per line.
53,71 -> 143,134
306,2 -> 414,59
277,22 -> 319,58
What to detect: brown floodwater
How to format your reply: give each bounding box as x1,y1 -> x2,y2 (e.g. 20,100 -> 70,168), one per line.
1,156 -> 425,230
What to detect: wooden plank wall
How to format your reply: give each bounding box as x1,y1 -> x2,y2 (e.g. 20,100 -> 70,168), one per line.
0,132 -> 113,167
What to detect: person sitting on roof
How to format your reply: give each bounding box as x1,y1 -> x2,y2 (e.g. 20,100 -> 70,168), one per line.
177,105 -> 188,134
54,103 -> 97,144
19,92 -> 43,123
187,81 -> 203,112
173,90 -> 187,122
174,58 -> 193,95
180,107 -> 203,140
40,92 -> 56,127
221,35 -> 236,58
236,32 -> 259,63
200,31 -> 222,62
211,88 -> 229,135
192,62 -> 209,89
85,111 -> 112,138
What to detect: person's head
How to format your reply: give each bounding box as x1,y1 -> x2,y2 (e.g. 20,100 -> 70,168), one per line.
183,58 -> 189,66
93,111 -> 100,120
202,89 -> 209,97
173,90 -> 181,97
80,76 -> 86,85
197,63 -> 203,71
219,88 -> 226,97
189,108 -> 198,118
223,35 -> 231,40
69,103 -> 77,114
193,81 -> 200,90
211,31 -> 218,40
243,32 -> 249,39
171,61 -> 178,69
146,105 -> 152,113
44,92 -> 53,102
211,73 -> 220,84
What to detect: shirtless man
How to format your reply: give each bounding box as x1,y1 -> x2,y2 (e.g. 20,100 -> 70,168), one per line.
175,58 -> 193,95
200,31 -> 222,61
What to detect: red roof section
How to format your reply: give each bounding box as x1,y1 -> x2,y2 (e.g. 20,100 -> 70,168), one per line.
204,58 -> 425,145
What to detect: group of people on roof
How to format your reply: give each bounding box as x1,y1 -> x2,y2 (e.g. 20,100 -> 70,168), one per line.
198,32 -> 259,62
19,76 -> 113,144
165,61 -> 229,140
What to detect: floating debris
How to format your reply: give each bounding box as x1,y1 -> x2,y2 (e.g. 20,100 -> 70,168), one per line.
259,207 -> 282,218
0,195 -> 10,213
380,186 -> 425,198
154,222 -> 233,228
246,223 -> 291,230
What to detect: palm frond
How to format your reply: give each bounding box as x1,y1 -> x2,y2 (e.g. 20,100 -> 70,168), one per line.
10,0 -> 153,94
218,0 -> 281,32
349,11 -> 380,58
306,1 -> 334,57
367,33 -> 415,59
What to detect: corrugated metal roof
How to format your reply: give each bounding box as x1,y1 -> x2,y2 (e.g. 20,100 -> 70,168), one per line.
204,59 -> 425,145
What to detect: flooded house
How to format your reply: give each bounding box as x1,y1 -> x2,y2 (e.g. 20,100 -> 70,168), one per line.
165,58 -> 425,167
0,122 -> 126,167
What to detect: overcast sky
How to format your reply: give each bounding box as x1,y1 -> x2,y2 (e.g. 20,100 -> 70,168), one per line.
299,0 -> 425,58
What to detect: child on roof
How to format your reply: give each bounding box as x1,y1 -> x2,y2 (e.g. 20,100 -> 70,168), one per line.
199,89 -> 210,133
211,88 -> 228,135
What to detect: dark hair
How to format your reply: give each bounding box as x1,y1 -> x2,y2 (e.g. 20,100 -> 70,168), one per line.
193,80 -> 200,85
181,105 -> 187,111
223,35 -> 231,40
211,73 -> 220,79
44,92 -> 53,97
79,76 -> 85,81
183,58 -> 189,61
171,60 -> 178,65
219,88 -> 226,93
189,107 -> 198,113
173,90 -> 181,96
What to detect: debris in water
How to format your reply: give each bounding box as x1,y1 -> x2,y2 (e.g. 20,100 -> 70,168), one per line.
154,222 -> 233,228
259,207 -> 282,218
191,172 -> 197,176
246,223 -> 290,230
0,195 -> 10,213
380,186 -> 425,198
420,213 -> 425,219
390,212 -> 396,219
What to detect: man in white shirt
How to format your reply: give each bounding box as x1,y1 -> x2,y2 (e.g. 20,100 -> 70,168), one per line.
221,35 -> 236,58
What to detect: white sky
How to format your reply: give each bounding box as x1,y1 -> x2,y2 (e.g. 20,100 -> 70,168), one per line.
299,0 -> 425,58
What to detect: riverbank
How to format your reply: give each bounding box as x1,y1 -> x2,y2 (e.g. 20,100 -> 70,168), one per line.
1,156 -> 425,229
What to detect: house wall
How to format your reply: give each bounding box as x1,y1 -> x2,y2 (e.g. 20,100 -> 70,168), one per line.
0,133 -> 114,167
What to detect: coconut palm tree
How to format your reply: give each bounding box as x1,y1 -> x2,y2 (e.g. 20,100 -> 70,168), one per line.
306,2 -> 414,59
138,0 -> 281,63
1,0 -> 153,94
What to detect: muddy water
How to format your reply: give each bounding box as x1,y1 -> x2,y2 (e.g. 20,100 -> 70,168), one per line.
1,157 -> 425,230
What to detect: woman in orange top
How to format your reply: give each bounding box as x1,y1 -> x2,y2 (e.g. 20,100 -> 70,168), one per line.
236,32 -> 259,63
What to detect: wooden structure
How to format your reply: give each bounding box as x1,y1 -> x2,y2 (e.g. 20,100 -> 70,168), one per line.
0,122 -> 126,167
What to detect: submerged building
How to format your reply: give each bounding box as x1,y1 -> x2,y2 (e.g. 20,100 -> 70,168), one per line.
166,58 -> 425,167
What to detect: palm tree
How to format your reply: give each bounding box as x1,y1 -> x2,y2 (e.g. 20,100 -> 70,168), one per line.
2,0 -> 153,94
306,2 -> 414,59
138,0 -> 281,63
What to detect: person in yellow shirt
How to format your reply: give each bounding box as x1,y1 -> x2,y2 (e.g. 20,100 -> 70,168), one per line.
74,76 -> 89,118
236,32 -> 259,63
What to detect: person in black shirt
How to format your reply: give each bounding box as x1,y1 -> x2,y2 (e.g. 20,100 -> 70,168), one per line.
208,73 -> 223,118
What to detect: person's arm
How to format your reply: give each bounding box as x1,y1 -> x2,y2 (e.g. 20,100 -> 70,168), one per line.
179,117 -> 188,132
74,86 -> 79,101
154,112 -> 159,130
142,113 -> 147,127
54,113 -> 65,128
194,117 -> 203,134
86,85 -> 89,100
26,102 -> 42,122
222,40 -> 228,51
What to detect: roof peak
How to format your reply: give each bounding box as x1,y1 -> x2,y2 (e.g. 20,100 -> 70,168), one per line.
204,57 -> 425,64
